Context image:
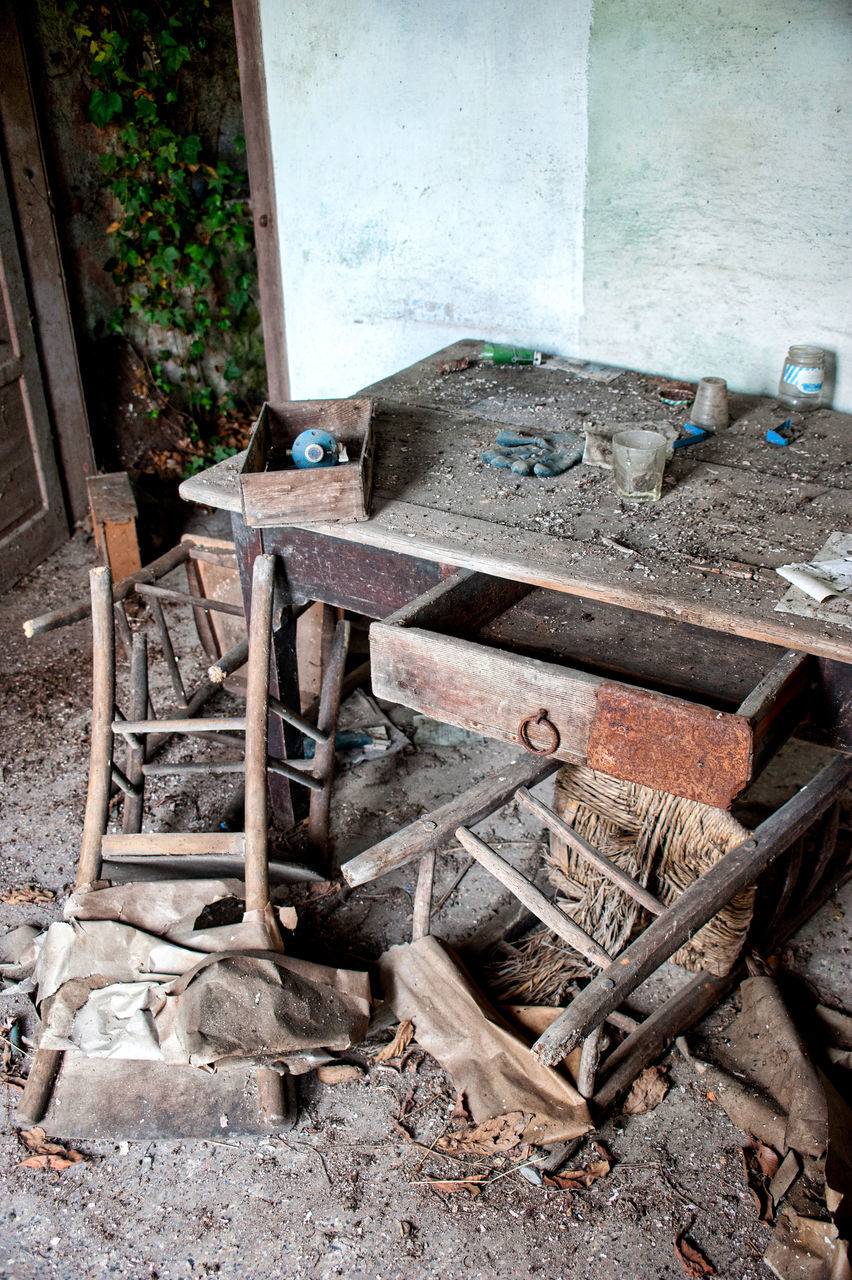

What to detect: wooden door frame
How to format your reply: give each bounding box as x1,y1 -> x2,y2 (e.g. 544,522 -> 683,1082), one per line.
231,0 -> 290,403
0,0 -> 95,525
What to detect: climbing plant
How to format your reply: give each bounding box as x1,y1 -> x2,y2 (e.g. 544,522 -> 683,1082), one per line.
66,0 -> 262,471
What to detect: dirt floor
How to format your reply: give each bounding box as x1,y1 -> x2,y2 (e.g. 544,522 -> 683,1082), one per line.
0,531 -> 849,1280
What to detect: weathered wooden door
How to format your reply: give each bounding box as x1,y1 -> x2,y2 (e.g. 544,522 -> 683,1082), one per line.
0,155 -> 67,593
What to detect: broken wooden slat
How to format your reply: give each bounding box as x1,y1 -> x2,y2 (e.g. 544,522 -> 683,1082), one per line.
515,787 -> 664,915
134,581 -> 245,616
454,825 -> 612,968
22,542 -> 190,638
532,753 -> 852,1066
341,756 -> 559,888
208,637 -> 250,683
100,832 -> 246,856
412,850 -> 436,941
577,1023 -> 605,1100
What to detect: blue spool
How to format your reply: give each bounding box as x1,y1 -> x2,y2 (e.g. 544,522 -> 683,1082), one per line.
292,428 -> 339,468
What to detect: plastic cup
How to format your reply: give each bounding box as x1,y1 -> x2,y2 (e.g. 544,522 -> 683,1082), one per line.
611,429 -> 668,503
690,376 -> 728,430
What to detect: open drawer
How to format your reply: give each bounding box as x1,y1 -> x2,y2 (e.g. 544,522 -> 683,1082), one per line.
369,570 -> 814,809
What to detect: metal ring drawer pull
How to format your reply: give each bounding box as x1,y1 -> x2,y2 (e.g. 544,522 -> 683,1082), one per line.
517,708 -> 561,756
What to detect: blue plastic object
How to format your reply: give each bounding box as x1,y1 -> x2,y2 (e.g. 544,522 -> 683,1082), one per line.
291,428 -> 339,468
766,419 -> 796,447
672,421 -> 710,449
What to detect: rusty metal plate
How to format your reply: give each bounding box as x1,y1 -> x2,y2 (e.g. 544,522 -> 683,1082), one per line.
587,683 -> 753,809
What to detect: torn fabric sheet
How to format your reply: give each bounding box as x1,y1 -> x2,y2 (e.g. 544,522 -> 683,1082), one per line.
378,935 -> 592,1146
33,880 -> 370,1067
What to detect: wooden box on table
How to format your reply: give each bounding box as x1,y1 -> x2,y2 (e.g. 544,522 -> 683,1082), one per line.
239,398 -> 375,528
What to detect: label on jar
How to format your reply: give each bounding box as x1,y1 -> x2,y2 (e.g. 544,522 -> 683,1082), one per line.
782,363 -> 824,395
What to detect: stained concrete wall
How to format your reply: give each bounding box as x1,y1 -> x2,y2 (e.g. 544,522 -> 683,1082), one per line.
259,0 -> 593,398
582,0 -> 852,407
258,0 -> 851,407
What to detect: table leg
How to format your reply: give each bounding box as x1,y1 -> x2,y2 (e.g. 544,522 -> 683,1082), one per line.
232,514 -> 305,828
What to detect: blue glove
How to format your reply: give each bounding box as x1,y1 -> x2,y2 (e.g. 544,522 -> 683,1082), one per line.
481,428 -> 583,477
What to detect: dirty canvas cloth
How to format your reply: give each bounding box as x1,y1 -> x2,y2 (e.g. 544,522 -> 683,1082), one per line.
724,976 -> 829,1159
378,935 -> 592,1146
33,880 -> 371,1068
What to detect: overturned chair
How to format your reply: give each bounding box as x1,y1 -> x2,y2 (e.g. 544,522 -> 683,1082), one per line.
18,555 -> 366,1137
342,749 -> 851,1109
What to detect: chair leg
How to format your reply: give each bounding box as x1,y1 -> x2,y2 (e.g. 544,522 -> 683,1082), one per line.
577,1023 -> 605,1099
122,632 -> 147,834
243,554 -> 276,929
412,849 -> 437,941
307,617 -> 351,861
78,566 -> 116,889
20,567 -> 116,1126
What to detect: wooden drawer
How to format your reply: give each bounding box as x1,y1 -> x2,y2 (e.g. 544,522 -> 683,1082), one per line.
370,571 -> 813,809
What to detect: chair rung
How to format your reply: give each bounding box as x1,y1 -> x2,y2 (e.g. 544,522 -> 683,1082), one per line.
134,582 -> 245,616
267,758 -> 324,792
515,787 -> 664,916
455,825 -> 612,968
113,717 -> 247,735
101,832 -> 246,856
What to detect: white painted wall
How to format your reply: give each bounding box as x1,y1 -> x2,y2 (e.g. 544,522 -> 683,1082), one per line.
582,0 -> 852,408
258,0 -> 851,409
258,0 -> 593,398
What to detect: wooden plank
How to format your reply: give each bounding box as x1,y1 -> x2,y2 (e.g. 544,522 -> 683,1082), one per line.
455,826 -> 612,967
231,0 -> 289,402
531,753 -> 852,1066
370,625 -> 600,761
0,0 -> 94,522
341,756 -> 559,887
101,832 -> 246,856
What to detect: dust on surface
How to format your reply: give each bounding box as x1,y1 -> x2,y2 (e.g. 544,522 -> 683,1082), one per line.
0,531 -> 849,1280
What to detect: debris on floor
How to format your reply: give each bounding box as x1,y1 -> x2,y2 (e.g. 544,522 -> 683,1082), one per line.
378,934 -> 592,1146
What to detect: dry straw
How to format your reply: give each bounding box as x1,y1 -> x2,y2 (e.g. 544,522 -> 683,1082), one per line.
487,764 -> 753,1004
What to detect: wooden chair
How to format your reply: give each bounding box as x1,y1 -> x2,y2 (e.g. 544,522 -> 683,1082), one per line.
342,753 -> 851,1109
17,554 -> 320,1127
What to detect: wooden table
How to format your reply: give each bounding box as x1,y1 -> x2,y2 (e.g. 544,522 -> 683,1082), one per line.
180,340 -> 852,825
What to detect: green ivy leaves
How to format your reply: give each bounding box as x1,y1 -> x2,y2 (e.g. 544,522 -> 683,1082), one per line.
68,0 -> 260,470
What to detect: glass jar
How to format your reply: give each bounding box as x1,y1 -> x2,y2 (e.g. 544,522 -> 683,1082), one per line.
778,345 -> 825,413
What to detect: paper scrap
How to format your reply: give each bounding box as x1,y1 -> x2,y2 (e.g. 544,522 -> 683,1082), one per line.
776,558 -> 852,603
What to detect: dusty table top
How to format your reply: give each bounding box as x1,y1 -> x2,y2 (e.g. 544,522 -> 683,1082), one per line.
180,340 -> 852,662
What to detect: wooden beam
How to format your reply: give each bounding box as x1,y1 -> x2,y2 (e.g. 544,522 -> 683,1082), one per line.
231,0 -> 289,401
341,756 -> 558,887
